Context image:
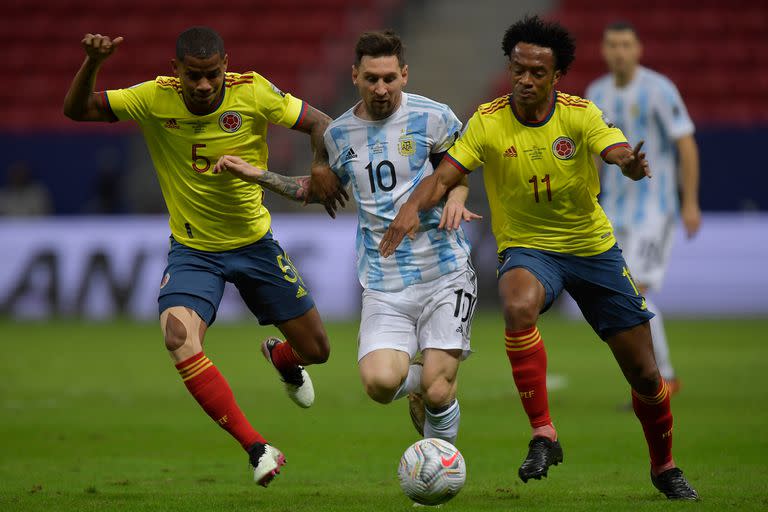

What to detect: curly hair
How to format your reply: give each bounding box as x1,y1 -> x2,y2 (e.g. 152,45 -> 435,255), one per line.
502,15 -> 576,75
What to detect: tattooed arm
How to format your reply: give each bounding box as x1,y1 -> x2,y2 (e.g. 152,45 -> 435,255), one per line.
213,155 -> 335,210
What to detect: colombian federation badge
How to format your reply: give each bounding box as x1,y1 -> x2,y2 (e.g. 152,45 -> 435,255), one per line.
552,136 -> 575,160
219,111 -> 243,133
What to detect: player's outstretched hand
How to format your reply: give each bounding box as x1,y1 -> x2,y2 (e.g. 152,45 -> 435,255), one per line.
438,199 -> 483,231
681,201 -> 702,239
380,204 -> 420,258
307,165 -> 348,219
82,34 -> 123,62
213,155 -> 265,181
618,140 -> 652,181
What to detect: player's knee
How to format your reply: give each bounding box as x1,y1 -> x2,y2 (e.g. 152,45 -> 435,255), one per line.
623,359 -> 662,395
633,367 -> 663,396
501,297 -> 539,329
423,378 -> 454,409
362,372 -> 400,404
163,313 -> 188,352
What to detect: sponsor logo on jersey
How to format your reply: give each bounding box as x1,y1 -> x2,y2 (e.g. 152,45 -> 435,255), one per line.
160,272 -> 170,289
343,147 -> 358,161
164,118 -> 180,129
296,285 -> 307,299
219,111 -> 243,133
398,133 -> 416,156
503,145 -> 518,158
552,136 -> 575,160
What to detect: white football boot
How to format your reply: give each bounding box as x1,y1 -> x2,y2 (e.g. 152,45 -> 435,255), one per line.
248,443 -> 286,487
261,337 -> 315,408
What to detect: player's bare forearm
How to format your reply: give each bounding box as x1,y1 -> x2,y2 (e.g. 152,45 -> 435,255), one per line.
214,155 -> 311,203
292,104 -> 331,165
257,171 -> 311,203
677,135 -> 700,208
292,104 -> 348,212
64,34 -> 122,122
411,161 -> 464,211
677,134 -> 701,237
64,58 -> 107,121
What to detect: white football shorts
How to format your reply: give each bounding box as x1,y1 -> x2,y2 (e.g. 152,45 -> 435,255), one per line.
357,263 -> 477,361
614,214 -> 676,291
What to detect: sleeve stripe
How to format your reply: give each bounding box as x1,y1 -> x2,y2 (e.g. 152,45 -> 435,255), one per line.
600,142 -> 630,159
445,153 -> 472,174
100,91 -> 114,116
291,101 -> 308,129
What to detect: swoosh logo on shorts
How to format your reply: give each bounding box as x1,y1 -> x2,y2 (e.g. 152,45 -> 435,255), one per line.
440,451 -> 459,468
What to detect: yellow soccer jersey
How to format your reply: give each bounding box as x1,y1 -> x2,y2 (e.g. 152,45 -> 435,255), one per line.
446,91 -> 630,256
105,72 -> 307,251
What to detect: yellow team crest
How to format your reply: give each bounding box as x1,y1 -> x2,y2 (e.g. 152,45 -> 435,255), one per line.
398,133 -> 416,156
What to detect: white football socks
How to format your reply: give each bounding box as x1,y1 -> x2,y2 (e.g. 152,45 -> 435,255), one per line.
646,297 -> 675,381
393,363 -> 423,401
424,399 -> 460,445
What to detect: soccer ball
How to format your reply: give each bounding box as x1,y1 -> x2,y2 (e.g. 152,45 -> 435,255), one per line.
397,438 -> 466,506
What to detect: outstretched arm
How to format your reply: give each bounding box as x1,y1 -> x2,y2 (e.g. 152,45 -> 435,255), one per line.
604,140 -> 651,181
64,34 -> 124,122
379,159 -> 465,257
291,105 -> 349,214
213,155 -> 341,217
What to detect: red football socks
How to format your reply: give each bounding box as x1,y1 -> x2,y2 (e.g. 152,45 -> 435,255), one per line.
269,340 -> 303,371
176,352 -> 265,450
505,327 -> 553,433
632,380 -> 674,471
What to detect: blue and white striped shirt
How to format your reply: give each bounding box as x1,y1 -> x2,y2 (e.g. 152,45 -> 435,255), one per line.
586,67 -> 694,228
324,92 -> 471,292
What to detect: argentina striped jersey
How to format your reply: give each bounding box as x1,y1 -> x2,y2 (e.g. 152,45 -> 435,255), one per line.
324,92 -> 471,292
586,66 -> 694,228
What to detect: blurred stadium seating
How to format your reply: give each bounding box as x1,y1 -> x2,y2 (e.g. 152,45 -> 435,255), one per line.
489,0 -> 768,125
1,0 -> 404,130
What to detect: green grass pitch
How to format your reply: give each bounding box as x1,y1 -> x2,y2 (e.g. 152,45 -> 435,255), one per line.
1,312 -> 766,511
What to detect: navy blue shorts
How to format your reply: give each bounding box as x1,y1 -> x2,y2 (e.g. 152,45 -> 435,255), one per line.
158,232 -> 315,326
497,244 -> 654,340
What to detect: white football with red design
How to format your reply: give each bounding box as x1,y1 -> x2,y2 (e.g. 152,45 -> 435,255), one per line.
398,438 -> 466,506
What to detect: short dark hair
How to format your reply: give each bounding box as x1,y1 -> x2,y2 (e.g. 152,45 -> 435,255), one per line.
176,26 -> 225,60
355,30 -> 405,67
604,20 -> 639,37
502,15 -> 576,75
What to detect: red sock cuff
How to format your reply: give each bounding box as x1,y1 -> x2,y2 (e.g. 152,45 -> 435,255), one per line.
175,352 -> 205,370
505,326 -> 537,338
505,326 -> 543,357
632,380 -> 669,405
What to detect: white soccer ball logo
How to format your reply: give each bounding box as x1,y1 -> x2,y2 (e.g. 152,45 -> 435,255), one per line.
398,438 -> 466,506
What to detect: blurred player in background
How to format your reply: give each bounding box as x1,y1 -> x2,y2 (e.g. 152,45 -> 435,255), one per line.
216,30 -> 480,446
63,26 -> 347,487
586,21 -> 701,394
380,16 -> 698,500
